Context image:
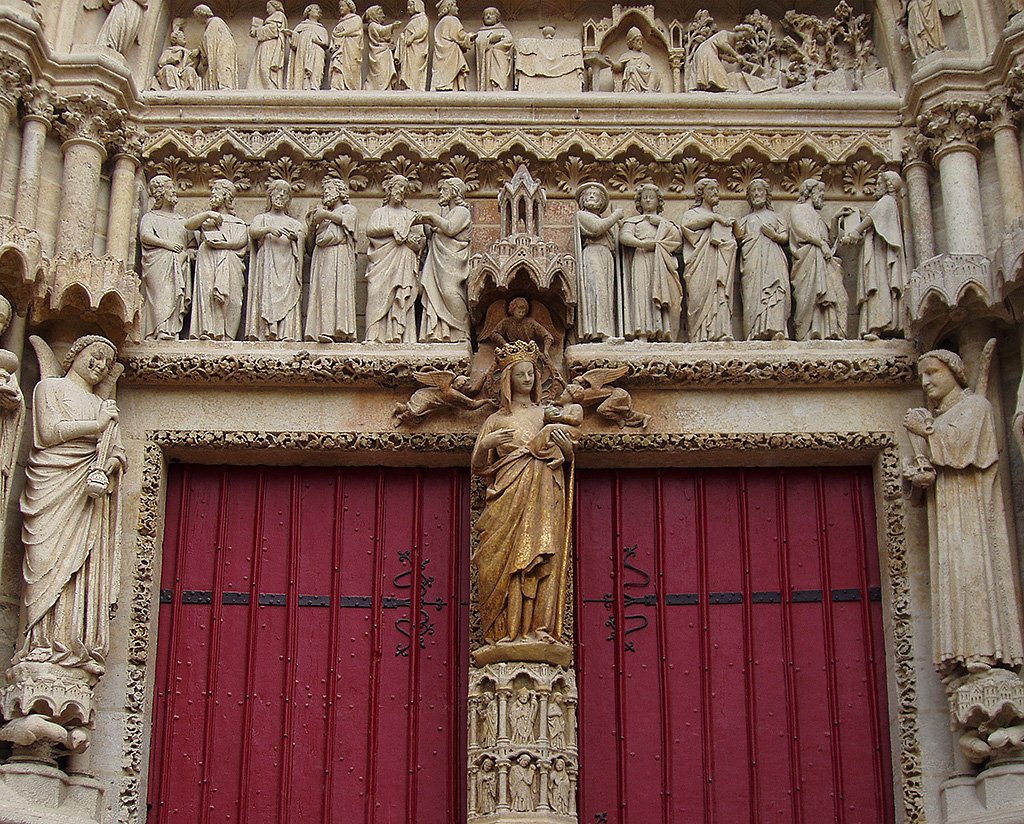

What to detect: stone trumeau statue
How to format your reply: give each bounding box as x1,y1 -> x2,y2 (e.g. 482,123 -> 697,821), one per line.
431,0 -> 474,91
680,178 -> 737,341
246,179 -> 305,341
305,178 -> 359,342
139,174 -> 190,341
475,7 -> 513,91
417,177 -> 473,342
248,0 -> 290,90
397,0 -> 430,90
194,4 -> 238,90
185,178 -> 248,340
788,178 -> 847,340
329,0 -> 364,90
88,0 -> 147,55
573,182 -> 623,342
735,178 -> 790,341
289,4 -> 329,90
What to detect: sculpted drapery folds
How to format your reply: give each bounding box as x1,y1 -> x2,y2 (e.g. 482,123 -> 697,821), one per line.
305,178 -> 358,342
903,347 -> 1024,677
476,7 -> 513,91
248,1 -> 289,90
432,0 -> 474,91
17,335 -> 126,676
139,175 -> 190,341
194,4 -> 238,90
471,341 -> 581,650
735,178 -> 790,341
397,0 -> 430,91
417,177 -> 472,342
330,0 -> 364,90
247,179 -> 305,342
93,0 -> 147,55
681,178 -> 737,342
185,178 -> 247,341
151,20 -> 201,91
289,4 -> 329,90
0,297 -> 24,543
619,183 -> 682,342
840,170 -> 907,340
364,5 -> 399,90
788,178 -> 847,341
364,174 -> 425,343
574,182 -> 624,342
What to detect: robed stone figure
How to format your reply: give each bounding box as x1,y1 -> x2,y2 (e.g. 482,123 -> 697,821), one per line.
305,178 -> 358,342
573,182 -> 623,342
735,178 -> 790,340
417,177 -> 472,342
680,178 -> 736,341
397,0 -> 429,90
788,178 -> 847,340
476,7 -> 513,91
139,175 -> 190,341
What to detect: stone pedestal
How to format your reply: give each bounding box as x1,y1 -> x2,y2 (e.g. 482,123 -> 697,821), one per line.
0,760 -> 103,824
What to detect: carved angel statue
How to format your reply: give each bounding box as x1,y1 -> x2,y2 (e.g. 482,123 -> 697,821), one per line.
556,366 -> 649,429
479,297 -> 563,394
87,0 -> 148,55
392,370 -> 493,427
14,335 -> 126,677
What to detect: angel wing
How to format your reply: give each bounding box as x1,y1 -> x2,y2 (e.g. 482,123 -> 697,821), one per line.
29,335 -> 64,380
477,299 -> 509,342
413,369 -> 456,389
974,338 -> 997,400
577,365 -> 628,390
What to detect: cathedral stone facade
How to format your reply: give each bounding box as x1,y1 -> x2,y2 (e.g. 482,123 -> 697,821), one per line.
0,0 -> 1023,822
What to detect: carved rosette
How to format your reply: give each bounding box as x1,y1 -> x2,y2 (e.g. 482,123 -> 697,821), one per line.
948,669 -> 1024,765
36,250 -> 141,342
469,663 -> 578,823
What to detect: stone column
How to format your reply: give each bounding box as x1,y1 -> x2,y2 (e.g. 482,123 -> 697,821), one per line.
54,96 -> 121,258
989,95 -> 1024,228
104,124 -> 143,263
902,130 -> 936,266
0,56 -> 27,190
13,85 -> 54,227
921,100 -> 989,256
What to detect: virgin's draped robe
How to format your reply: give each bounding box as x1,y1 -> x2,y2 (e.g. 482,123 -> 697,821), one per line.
248,10 -> 288,89
431,14 -> 472,90
397,12 -> 429,90
289,17 -> 329,89
574,210 -> 618,341
201,15 -> 238,89
473,405 -> 573,643
420,204 -> 472,341
475,22 -> 513,90
737,207 -> 790,340
619,215 -> 682,340
96,0 -> 145,54
365,21 -> 396,90
246,212 -> 305,341
18,377 -> 125,672
139,208 -> 190,340
191,214 -> 246,340
855,193 -> 905,338
788,200 -> 847,340
305,204 -> 358,341
329,13 -> 364,90
681,206 -> 737,341
364,204 -> 423,342
920,390 -> 1024,670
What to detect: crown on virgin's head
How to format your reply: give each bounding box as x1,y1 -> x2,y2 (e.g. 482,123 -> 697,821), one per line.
495,340 -> 540,370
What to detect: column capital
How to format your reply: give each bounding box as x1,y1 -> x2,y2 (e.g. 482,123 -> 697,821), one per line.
901,127 -> 937,169
20,83 -> 55,125
0,53 -> 29,112
917,99 -> 990,161
108,121 -> 145,164
54,94 -> 126,154
986,92 -> 1018,132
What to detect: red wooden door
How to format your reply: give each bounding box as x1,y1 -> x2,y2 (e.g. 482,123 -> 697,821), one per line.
576,467 -> 893,824
148,464 -> 469,824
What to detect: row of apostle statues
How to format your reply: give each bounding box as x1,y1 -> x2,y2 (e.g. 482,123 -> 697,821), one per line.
139,170 -> 906,345
130,1 -> 887,94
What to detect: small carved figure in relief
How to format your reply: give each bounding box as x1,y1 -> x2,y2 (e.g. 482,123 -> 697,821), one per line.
247,179 -> 305,341
397,0 -> 430,91
681,178 -> 736,342
903,344 -> 1024,678
363,5 -> 400,90
482,298 -> 554,355
88,0 -> 147,55
619,183 -> 682,341
139,175 -> 190,341
549,757 -> 572,815
547,692 -> 566,748
901,0 -> 955,59
515,25 -> 585,93
509,753 -> 538,812
289,4 -> 329,90
475,7 -> 513,91
689,28 -> 749,92
16,335 -> 126,676
839,170 -> 906,340
364,174 -> 425,343
185,178 -> 248,341
151,19 -> 201,91
557,367 -> 649,429
592,26 -> 662,93
329,0 -> 364,90
248,0 -> 290,90
417,177 -> 472,342
305,178 -> 358,342
472,341 -> 579,651
392,371 -> 492,427
477,692 -> 498,746
194,5 -> 238,90
574,182 -> 624,342
0,297 -> 24,540
431,0 -> 475,91
477,756 -> 498,815
788,178 -> 847,340
509,688 -> 537,744
735,178 -> 790,341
